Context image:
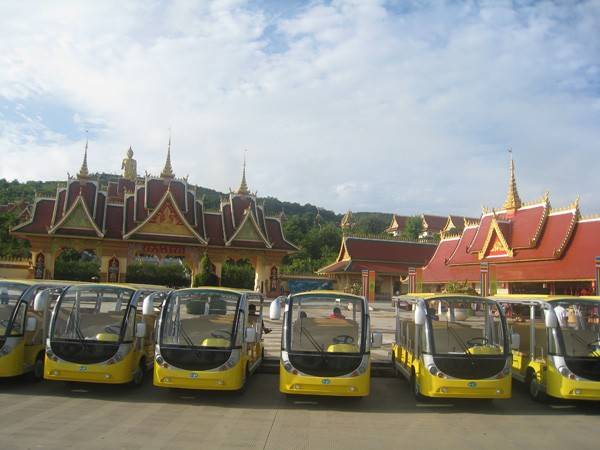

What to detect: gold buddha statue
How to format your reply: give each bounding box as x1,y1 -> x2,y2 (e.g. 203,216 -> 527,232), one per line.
122,147 -> 137,181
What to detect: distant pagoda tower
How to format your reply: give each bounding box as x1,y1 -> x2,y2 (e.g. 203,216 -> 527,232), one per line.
161,137 -> 174,178
77,139 -> 90,179
121,146 -> 137,181
340,210 -> 354,231
238,153 -> 250,195
315,207 -> 322,228
503,152 -> 522,212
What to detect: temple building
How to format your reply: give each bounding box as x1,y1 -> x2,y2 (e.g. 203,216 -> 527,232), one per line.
11,143 -> 297,295
317,235 -> 437,300
415,157 -> 600,296
385,213 -> 477,238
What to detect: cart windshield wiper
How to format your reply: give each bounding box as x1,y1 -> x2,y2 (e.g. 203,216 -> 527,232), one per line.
446,322 -> 476,366
299,319 -> 325,356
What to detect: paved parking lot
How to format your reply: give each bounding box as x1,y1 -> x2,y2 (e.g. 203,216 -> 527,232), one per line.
1,373 -> 599,450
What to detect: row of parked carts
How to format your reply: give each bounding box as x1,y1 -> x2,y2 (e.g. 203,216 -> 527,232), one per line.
1,278 -> 599,401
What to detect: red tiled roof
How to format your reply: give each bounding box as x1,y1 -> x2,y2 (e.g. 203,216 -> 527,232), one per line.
266,218 -> 297,251
66,180 -> 97,215
53,189 -> 66,226
446,226 -> 479,265
422,214 -> 447,232
468,214 -> 493,253
104,205 -> 123,239
422,238 -> 464,282
506,204 -> 546,248
231,196 -> 253,227
222,204 -> 234,241
11,173 -> 297,253
345,237 -> 436,265
13,199 -> 54,234
204,213 -> 225,246
386,215 -> 409,232
135,188 -> 147,222
493,219 -> 600,281
94,193 -> 106,230
124,196 -> 135,234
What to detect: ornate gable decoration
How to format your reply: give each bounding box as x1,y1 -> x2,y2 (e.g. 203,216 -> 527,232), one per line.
49,195 -> 103,237
478,218 -> 513,259
226,207 -> 271,248
124,190 -> 206,243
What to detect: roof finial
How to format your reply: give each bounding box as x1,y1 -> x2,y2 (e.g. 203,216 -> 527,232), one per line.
78,131 -> 90,179
237,149 -> 250,195
161,131 -> 174,178
340,210 -> 354,231
502,148 -> 522,210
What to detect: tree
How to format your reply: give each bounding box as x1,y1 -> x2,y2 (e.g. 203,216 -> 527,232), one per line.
54,249 -> 101,281
127,261 -> 191,287
221,259 -> 254,289
193,253 -> 219,287
401,216 -> 423,240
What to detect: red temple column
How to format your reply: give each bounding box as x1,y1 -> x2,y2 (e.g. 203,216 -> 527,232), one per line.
595,256 -> 600,296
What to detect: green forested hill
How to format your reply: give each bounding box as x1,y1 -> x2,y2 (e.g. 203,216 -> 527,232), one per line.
0,177 -> 403,274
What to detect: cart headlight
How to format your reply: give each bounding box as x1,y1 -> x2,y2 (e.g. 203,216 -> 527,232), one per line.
219,350 -> 240,371
558,366 -> 577,380
106,345 -> 130,365
428,365 -> 438,376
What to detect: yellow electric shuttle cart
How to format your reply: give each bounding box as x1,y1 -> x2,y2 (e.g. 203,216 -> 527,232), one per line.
492,294 -> 600,401
274,290 -> 382,397
0,279 -> 75,380
153,287 -> 265,391
45,283 -> 168,385
392,294 -> 511,400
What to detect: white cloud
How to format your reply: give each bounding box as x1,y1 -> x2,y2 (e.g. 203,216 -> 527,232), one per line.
0,0 -> 599,216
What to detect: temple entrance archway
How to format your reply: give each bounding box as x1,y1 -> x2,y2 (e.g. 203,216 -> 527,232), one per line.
54,248 -> 101,282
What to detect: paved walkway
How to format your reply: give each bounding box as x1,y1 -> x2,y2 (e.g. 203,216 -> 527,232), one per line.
0,373 -> 598,449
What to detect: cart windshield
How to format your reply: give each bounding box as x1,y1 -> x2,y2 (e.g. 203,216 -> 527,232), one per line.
552,300 -> 600,357
288,294 -> 364,354
0,282 -> 29,336
160,289 -> 241,349
51,285 -> 135,342
424,297 -> 506,356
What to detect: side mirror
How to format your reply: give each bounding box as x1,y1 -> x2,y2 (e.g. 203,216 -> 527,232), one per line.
136,322 -> 147,338
246,327 -> 257,343
414,304 -> 426,326
142,295 -> 155,316
544,309 -> 558,328
510,332 -> 520,351
269,299 -> 281,320
371,332 -> 383,348
33,290 -> 50,312
25,316 -> 37,332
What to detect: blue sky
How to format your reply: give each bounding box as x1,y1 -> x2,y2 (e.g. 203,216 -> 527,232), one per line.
0,0 -> 599,216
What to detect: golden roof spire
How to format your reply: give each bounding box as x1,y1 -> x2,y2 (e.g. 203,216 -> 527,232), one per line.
341,210 -> 354,230
502,150 -> 522,210
78,137 -> 90,179
161,135 -> 174,178
237,150 -> 250,195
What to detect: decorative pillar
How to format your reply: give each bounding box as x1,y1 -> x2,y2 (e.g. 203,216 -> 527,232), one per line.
408,267 -> 416,294
480,262 -> 490,297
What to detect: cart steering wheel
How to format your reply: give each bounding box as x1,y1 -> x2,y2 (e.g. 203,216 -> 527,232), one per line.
587,339 -> 600,349
333,335 -> 354,344
104,324 -> 121,335
211,330 -> 232,340
466,337 -> 489,347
